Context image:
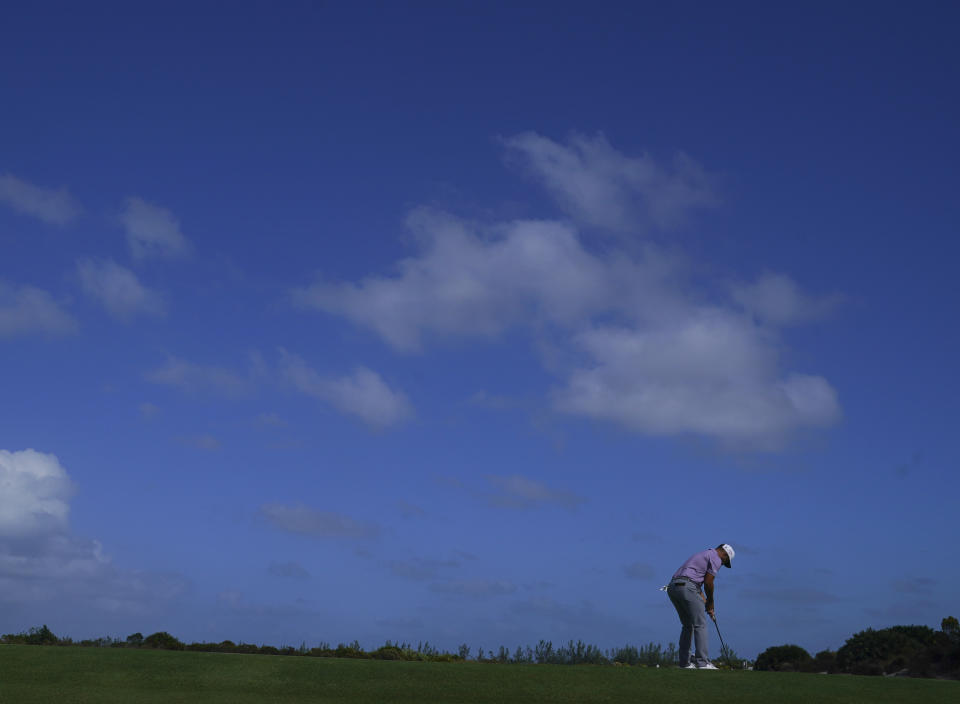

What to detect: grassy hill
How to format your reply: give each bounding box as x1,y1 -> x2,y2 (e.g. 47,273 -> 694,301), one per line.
0,644 -> 956,703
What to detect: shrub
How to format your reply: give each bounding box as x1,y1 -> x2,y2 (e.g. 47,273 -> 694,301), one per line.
309,644 -> 336,658
717,644 -> 748,669
372,645 -> 403,660
233,643 -> 262,655
143,631 -> 185,651
28,625 -> 59,646
334,641 -> 366,659
836,625 -> 935,675
755,644 -> 812,671
806,649 -> 838,673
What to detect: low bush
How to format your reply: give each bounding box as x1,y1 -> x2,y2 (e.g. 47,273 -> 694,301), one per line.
143,632 -> 185,651
755,644 -> 812,672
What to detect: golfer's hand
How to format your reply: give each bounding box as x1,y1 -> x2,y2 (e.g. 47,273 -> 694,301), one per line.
707,607 -> 715,619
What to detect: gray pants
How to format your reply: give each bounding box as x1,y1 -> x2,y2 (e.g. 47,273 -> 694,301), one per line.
667,579 -> 709,667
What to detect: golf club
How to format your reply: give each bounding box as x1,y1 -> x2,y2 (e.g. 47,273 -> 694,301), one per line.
711,613 -> 728,655
695,591 -> 728,654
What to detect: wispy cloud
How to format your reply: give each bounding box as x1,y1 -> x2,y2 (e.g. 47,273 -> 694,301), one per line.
177,434 -> 221,451
892,577 -> 936,594
0,173 -> 81,225
397,500 -> 426,519
0,281 -> 78,338
145,356 -> 253,398
267,560 -> 311,580
503,596 -> 621,637
260,503 -> 381,540
731,272 -> 842,326
292,209 -> 613,352
256,412 -> 286,427
387,557 -> 459,581
279,350 -> 413,428
119,197 -> 191,260
429,579 -> 517,598
484,475 -> 586,510
501,131 -> 719,232
623,562 -> 656,580
77,258 -> 165,320
740,587 -> 842,604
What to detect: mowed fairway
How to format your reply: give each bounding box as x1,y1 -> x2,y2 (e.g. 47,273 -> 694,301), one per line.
0,645 -> 956,704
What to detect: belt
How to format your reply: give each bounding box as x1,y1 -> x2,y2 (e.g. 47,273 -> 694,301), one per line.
671,577 -> 702,587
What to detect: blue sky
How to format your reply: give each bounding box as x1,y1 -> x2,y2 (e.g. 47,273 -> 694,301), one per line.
1,2 -> 958,659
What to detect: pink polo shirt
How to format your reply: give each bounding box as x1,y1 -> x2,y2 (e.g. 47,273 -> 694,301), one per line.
672,548 -> 723,584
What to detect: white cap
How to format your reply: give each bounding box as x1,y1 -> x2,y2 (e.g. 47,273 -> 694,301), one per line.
721,544 -> 735,567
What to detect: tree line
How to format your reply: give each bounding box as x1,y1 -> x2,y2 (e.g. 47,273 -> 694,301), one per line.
6,617 -> 957,678
1,626 -> 737,668
754,616 -> 960,679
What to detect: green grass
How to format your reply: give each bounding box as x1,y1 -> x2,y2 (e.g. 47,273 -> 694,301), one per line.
0,645 -> 955,703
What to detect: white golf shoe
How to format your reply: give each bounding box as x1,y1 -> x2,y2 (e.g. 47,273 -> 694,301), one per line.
680,663 -> 696,669
697,662 -> 719,670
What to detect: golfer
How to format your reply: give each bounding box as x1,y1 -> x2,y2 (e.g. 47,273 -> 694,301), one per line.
666,544 -> 734,669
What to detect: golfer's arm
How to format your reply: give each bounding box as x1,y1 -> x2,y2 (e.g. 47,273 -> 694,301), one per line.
703,573 -> 715,605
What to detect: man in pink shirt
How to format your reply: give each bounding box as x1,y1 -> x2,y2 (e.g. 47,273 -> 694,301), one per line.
666,544 -> 735,669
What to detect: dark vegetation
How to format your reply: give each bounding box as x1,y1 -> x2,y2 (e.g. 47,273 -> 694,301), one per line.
5,616 -> 958,679
0,627 -> 730,668
754,616 -> 960,679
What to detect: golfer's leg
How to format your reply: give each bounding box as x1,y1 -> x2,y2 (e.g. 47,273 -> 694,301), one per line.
667,586 -> 692,667
678,624 -> 692,666
674,584 -> 709,667
692,605 -> 709,666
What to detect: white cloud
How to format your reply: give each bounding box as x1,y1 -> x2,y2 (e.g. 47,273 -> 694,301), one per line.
293,208 -> 621,351
732,272 -> 840,326
0,280 -> 78,337
555,312 -> 841,448
279,350 -> 413,428
77,258 -> 165,319
260,503 -> 380,539
0,448 -> 186,611
0,173 -> 81,225
0,449 -> 74,538
293,209 -> 840,447
485,475 -> 586,510
293,137 -> 841,449
119,196 -> 191,260
146,356 -> 252,397
502,131 -> 718,232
